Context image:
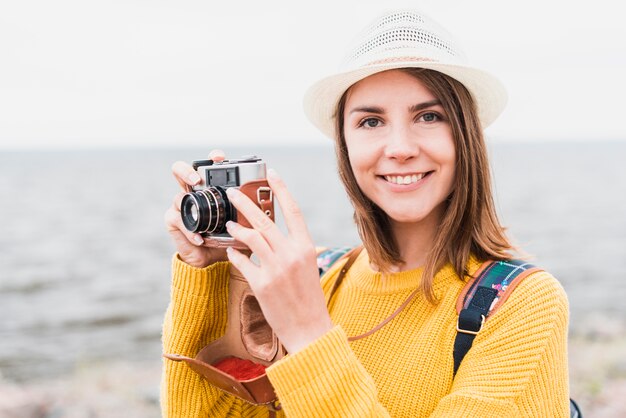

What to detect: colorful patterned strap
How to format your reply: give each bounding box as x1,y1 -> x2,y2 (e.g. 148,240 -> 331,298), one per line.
453,259 -> 542,375
456,259 -> 542,317
316,246 -> 354,277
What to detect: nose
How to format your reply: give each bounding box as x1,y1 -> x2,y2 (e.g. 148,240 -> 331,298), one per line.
383,125 -> 419,162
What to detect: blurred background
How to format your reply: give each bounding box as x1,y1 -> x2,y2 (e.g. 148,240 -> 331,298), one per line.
1,0 -> 625,416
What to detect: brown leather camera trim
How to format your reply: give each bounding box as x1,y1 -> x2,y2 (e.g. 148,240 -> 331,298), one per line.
163,353 -> 277,405
240,289 -> 280,362
237,180 -> 274,229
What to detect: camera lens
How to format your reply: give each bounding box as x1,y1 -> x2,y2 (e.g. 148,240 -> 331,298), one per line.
189,205 -> 198,222
180,187 -> 232,234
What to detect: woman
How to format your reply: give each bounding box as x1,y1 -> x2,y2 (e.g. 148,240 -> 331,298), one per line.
162,10 -> 570,417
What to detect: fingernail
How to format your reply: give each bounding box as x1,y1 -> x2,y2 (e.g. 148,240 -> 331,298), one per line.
209,150 -> 225,162
226,246 -> 234,256
193,235 -> 204,245
267,168 -> 278,180
226,188 -> 239,197
188,172 -> 201,184
225,221 -> 235,231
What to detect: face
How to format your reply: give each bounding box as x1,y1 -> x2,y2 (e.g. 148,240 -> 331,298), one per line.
343,69 -> 456,226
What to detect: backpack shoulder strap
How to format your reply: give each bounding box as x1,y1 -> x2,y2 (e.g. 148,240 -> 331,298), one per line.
453,259 -> 542,375
316,246 -> 354,277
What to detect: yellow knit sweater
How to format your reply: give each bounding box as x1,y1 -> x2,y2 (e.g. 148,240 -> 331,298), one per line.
161,251 -> 569,417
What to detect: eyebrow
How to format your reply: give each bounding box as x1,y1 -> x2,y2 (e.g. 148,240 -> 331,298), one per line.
348,100 -> 442,115
409,100 -> 442,113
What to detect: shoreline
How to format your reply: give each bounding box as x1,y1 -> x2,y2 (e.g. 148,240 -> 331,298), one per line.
0,360 -> 161,418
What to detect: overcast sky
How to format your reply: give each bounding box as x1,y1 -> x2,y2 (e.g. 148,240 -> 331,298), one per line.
0,0 -> 624,150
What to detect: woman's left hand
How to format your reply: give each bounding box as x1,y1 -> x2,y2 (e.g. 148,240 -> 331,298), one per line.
224,168 -> 334,354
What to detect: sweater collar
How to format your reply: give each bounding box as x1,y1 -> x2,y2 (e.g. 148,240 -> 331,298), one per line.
348,250 -> 482,295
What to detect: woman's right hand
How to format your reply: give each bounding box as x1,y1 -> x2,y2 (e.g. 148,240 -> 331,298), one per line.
164,150 -> 229,268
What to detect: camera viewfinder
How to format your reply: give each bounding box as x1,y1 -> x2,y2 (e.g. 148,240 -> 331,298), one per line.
208,167 -> 239,187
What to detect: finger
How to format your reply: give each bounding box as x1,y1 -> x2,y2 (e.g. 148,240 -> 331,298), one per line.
225,220 -> 275,262
209,149 -> 226,162
173,191 -> 186,211
266,169 -> 311,241
226,247 -> 261,282
225,187 -> 285,247
172,161 -> 202,190
170,227 -> 206,250
164,206 -> 205,246
200,236 -> 248,250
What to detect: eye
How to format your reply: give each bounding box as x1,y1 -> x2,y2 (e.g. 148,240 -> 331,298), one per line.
357,117 -> 383,129
417,112 -> 442,123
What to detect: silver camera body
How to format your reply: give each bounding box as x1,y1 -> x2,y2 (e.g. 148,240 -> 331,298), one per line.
191,156 -> 266,192
180,156 -> 269,245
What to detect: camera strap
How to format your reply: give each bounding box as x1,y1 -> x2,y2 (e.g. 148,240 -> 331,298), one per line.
325,246 -> 422,342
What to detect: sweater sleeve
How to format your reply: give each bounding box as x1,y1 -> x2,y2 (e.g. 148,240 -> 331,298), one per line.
430,271 -> 570,418
160,254 -> 272,418
266,326 -> 391,418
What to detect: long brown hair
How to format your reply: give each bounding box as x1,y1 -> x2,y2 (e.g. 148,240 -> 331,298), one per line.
335,68 -> 515,303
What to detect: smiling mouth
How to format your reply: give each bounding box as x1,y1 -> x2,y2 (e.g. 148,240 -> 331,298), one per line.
382,172 -> 433,185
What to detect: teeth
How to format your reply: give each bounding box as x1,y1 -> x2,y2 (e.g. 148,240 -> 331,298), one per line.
384,173 -> 426,185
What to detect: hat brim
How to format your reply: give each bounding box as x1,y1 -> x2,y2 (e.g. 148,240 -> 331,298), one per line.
303,62 -> 507,140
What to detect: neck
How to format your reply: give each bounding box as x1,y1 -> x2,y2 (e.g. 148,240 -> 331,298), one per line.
388,206 -> 444,272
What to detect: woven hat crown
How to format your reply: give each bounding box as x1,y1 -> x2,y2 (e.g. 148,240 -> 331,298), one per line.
341,10 -> 468,70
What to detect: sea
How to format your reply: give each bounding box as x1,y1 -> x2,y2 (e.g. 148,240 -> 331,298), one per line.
1,141 -> 625,383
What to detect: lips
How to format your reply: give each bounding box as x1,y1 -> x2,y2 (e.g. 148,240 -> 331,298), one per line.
383,171 -> 433,185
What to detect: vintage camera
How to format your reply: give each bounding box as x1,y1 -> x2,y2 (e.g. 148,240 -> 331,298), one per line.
170,157 -> 283,405
180,156 -> 274,247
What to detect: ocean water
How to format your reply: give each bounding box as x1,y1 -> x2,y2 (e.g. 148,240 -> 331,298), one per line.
0,142 -> 625,382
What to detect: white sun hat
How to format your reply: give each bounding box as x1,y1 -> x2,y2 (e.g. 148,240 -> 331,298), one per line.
303,10 -> 508,140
